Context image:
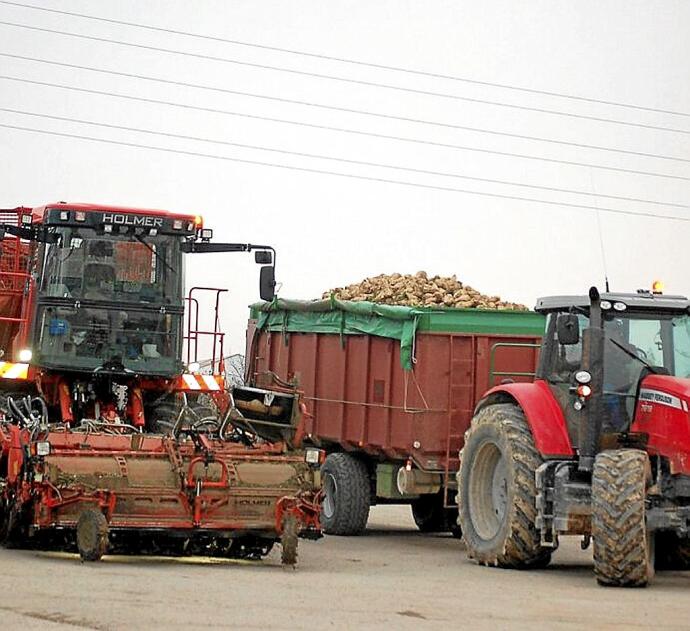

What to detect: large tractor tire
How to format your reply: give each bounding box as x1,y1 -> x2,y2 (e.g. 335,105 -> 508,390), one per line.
458,403 -> 551,568
411,491 -> 459,534
655,532 -> 690,571
592,449 -> 653,587
321,453 -> 370,535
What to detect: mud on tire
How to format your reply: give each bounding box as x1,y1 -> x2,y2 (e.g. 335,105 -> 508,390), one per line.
320,453 -> 370,536
76,509 -> 109,562
457,403 -> 551,568
592,449 -> 653,587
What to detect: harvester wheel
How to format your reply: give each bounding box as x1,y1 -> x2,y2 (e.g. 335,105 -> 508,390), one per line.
76,509 -> 109,562
592,449 -> 653,587
655,532 -> 690,571
320,453 -> 370,535
458,403 -> 551,568
147,402 -> 180,434
281,514 -> 299,566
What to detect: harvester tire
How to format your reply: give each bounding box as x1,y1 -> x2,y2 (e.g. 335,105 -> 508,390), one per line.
655,533 -> 690,571
592,449 -> 653,587
76,509 -> 109,562
148,402 -> 179,434
320,453 -> 370,536
411,491 -> 459,533
458,403 -> 551,569
280,514 -> 298,566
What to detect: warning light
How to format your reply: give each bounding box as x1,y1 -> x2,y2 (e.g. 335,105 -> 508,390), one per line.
194,215 -> 203,227
652,280 -> 664,295
576,384 -> 592,398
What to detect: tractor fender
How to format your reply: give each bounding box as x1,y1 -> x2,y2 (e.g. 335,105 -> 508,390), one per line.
474,381 -> 574,458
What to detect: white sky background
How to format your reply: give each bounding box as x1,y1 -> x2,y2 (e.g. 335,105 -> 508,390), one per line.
1,1 -> 689,358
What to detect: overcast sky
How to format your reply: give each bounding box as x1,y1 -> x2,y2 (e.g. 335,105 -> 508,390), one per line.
2,1 -> 689,356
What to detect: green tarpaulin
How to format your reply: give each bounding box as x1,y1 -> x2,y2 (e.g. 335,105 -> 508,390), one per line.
251,297 -> 545,370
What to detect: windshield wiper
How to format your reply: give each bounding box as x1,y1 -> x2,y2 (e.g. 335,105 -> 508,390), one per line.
608,337 -> 659,374
134,234 -> 175,274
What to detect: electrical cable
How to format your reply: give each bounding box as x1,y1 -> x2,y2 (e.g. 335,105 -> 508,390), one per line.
2,106 -> 687,210
2,0 -> 689,119
3,52 -> 688,165
2,75 -> 689,183
2,121 -> 690,223
2,20 -> 690,136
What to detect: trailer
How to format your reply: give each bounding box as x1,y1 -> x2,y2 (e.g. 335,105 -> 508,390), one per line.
245,298 -> 544,535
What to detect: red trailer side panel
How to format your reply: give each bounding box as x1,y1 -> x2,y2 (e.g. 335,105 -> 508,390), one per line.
251,327 -> 541,472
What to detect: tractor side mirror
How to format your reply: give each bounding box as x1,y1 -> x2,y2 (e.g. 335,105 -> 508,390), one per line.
259,266 -> 276,301
255,250 -> 272,265
556,313 -> 580,345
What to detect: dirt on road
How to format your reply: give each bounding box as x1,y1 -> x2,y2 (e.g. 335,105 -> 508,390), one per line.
0,505 -> 688,630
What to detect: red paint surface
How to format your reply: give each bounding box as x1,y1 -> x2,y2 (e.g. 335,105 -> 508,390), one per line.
632,374 -> 690,475
249,327 -> 541,471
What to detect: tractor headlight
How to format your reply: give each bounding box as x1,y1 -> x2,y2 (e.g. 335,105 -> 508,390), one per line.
35,441 -> 50,457
600,300 -> 612,310
575,370 -> 592,385
305,448 -> 325,466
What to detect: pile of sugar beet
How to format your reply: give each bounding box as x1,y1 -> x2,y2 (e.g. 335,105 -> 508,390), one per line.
323,272 -> 528,310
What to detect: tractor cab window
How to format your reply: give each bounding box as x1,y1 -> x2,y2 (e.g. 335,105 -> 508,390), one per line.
543,312 -> 589,382
673,318 -> 690,378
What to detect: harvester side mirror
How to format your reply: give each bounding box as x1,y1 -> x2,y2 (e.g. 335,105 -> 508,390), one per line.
556,313 -> 580,345
255,250 -> 272,265
259,266 -> 276,301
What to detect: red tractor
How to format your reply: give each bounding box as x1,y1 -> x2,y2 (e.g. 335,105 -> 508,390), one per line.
457,286 -> 690,586
0,203 -> 321,563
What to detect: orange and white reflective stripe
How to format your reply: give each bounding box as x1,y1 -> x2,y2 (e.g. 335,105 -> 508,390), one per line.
0,362 -> 29,379
178,374 -> 224,391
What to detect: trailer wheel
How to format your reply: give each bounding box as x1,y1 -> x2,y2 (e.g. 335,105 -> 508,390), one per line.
280,515 -> 298,566
76,509 -> 109,562
458,403 -> 551,568
655,533 -> 690,571
592,449 -> 653,587
320,453 -> 370,535
411,492 -> 459,533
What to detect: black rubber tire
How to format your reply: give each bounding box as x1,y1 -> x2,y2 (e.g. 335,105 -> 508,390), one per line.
76,509 -> 109,562
320,453 -> 370,536
655,532 -> 690,571
281,515 -> 299,566
147,402 -> 180,434
457,403 -> 551,568
411,491 -> 459,533
592,449 -> 653,587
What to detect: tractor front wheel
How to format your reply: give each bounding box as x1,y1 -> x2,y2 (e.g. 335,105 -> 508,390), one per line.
76,509 -> 109,562
458,403 -> 551,568
592,449 -> 653,587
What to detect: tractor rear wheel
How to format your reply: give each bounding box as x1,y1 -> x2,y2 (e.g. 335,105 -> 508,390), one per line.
320,453 -> 370,535
76,509 -> 109,562
592,449 -> 653,587
458,403 -> 551,568
655,532 -> 690,571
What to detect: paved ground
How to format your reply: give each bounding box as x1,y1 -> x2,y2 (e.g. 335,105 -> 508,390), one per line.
0,505 -> 688,630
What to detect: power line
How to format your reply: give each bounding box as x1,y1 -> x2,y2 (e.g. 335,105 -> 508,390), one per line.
3,75 -> 689,183
3,106 -> 687,210
2,20 -> 690,137
2,0 -> 689,120
3,52 -> 689,165
2,122 -> 689,224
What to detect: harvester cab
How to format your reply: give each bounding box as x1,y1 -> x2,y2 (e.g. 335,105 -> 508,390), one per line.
458,285 -> 690,587
0,203 -> 275,431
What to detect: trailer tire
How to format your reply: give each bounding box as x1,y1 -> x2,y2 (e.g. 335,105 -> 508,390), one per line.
411,492 -> 459,533
655,532 -> 690,571
76,509 -> 109,562
458,403 -> 551,568
592,449 -> 653,587
320,453 -> 370,536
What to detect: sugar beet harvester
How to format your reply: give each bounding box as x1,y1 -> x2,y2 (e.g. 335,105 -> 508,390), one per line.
458,286 -> 690,586
0,203 -> 321,564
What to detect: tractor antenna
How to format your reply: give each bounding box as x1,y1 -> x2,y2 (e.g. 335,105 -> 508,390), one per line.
589,169 -> 610,292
